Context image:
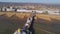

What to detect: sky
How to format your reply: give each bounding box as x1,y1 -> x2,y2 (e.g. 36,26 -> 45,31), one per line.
0,0 -> 60,4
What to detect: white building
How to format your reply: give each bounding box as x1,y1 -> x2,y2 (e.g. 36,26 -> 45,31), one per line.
6,8 -> 15,11
0,8 -> 1,11
6,6 -> 15,11
2,7 -> 6,11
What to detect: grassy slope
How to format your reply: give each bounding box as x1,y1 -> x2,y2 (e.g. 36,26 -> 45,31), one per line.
0,12 -> 60,34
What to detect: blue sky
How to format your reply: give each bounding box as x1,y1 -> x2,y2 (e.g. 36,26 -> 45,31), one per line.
0,0 -> 60,4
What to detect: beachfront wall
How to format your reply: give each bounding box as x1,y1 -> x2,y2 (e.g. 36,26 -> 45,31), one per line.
36,10 -> 44,13
16,9 -> 60,15
17,9 -> 32,12
48,10 -> 60,15
16,9 -> 44,13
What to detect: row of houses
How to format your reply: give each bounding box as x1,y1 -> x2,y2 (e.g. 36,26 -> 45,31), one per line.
0,6 -> 60,15
0,6 -> 43,13
0,7 -> 16,12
